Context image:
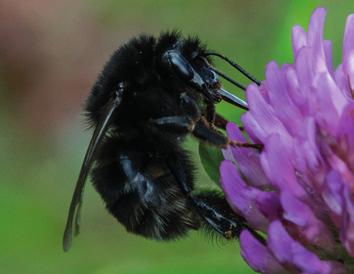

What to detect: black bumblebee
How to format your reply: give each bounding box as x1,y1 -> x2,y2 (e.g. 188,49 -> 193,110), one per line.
63,31 -> 260,251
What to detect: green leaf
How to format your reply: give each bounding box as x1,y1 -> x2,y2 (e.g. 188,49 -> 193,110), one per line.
199,142 -> 224,186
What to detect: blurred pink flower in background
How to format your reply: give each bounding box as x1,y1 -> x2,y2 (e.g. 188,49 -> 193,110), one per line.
221,8 -> 354,274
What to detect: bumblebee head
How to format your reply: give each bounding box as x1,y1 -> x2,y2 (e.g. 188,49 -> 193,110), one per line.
159,46 -> 248,110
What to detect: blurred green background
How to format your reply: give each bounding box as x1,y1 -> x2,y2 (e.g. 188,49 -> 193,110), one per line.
0,1 -> 353,273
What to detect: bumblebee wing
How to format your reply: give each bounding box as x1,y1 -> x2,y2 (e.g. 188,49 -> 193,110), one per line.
63,90 -> 123,252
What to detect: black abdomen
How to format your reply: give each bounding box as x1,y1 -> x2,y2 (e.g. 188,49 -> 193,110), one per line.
91,135 -> 200,240
108,174 -> 200,240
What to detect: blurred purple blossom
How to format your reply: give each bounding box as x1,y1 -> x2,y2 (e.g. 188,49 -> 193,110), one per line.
221,8 -> 354,274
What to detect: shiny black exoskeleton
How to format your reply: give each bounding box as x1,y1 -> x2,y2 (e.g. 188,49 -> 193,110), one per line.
63,31 -> 259,251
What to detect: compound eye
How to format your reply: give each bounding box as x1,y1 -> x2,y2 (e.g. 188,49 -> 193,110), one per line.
200,67 -> 219,88
161,50 -> 194,81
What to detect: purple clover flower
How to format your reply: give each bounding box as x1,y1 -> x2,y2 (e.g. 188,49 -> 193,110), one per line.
221,8 -> 354,274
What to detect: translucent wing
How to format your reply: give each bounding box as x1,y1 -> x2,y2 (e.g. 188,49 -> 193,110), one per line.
63,90 -> 123,252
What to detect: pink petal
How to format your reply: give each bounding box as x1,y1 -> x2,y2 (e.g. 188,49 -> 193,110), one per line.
343,14 -> 354,92
268,221 -> 346,274
334,64 -> 350,98
284,64 -> 309,115
265,62 -> 303,135
307,8 -> 326,51
312,73 -> 342,133
294,46 -> 314,92
280,191 -> 335,251
294,117 -> 322,174
307,8 -> 329,77
242,83 -> 289,142
292,25 -> 307,56
260,134 -> 307,198
220,160 -> 269,231
342,184 -> 354,257
324,40 -> 334,76
322,170 -> 344,226
336,102 -> 354,170
240,230 -> 290,274
225,122 -> 270,188
221,146 -> 234,163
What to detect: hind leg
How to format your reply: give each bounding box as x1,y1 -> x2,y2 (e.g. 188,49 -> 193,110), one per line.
190,192 -> 247,239
166,149 -> 248,239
